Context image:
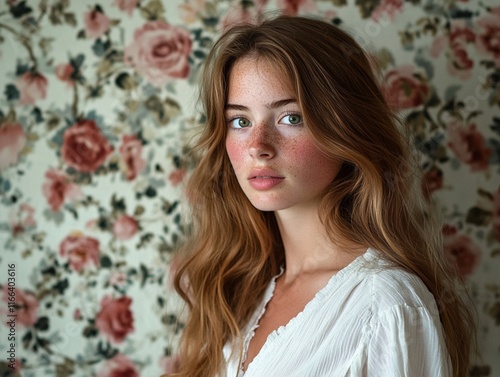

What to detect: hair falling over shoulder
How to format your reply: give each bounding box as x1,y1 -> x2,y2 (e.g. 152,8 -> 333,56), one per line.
168,15 -> 476,377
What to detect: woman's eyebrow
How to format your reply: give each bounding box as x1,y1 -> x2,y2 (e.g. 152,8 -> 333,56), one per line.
225,103 -> 248,111
266,98 -> 297,109
225,98 -> 297,111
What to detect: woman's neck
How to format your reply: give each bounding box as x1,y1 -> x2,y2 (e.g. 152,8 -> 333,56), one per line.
274,205 -> 365,283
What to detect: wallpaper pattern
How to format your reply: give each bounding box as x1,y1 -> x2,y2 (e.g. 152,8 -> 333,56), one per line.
0,0 -> 499,376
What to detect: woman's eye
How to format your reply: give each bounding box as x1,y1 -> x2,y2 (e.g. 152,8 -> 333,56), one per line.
281,114 -> 303,125
229,117 -> 251,128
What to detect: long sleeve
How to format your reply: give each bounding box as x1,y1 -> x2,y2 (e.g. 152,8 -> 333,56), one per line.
365,304 -> 451,377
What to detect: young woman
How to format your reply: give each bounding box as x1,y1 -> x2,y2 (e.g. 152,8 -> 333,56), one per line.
168,15 -> 475,377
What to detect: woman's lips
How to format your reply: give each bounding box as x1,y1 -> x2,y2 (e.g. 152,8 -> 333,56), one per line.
248,177 -> 285,190
248,168 -> 285,190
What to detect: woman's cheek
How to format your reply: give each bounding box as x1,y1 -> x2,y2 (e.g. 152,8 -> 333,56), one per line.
225,138 -> 244,166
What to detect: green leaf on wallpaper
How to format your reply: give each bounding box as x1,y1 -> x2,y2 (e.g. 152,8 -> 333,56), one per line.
465,206 -> 492,226
0,177 -> 11,196
41,266 -> 56,276
34,316 -> 50,331
15,63 -> 30,76
162,199 -> 178,215
98,342 -> 118,360
140,0 -> 165,21
202,17 -> 218,28
52,278 -> 69,295
444,85 -> 461,103
140,263 -> 149,287
138,233 -> 154,249
355,0 -> 380,19
193,50 -> 206,59
83,324 -> 98,338
491,248 -> 500,257
374,48 -> 394,71
43,208 -> 64,225
449,8 -> 474,19
111,194 -> 126,212
92,39 -> 111,57
22,330 -> 33,349
163,313 -> 177,326
491,117 -> 500,137
100,255 -> 112,268
488,139 -> 500,164
134,205 -> 145,216
415,48 -> 434,79
199,37 -> 213,48
55,358 -> 76,377
63,12 -> 77,27
416,17 -> 440,36
466,111 -> 483,124
399,31 -> 415,50
31,107 -> 44,123
4,84 -> 20,101
426,88 -> 441,108
10,0 -> 33,19
145,186 -> 157,198
115,72 -> 136,90
70,54 -> 85,70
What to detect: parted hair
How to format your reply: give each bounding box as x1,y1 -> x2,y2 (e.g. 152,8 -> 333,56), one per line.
169,15 -> 475,377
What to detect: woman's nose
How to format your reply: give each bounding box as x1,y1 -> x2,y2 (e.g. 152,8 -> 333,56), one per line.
248,124 -> 276,159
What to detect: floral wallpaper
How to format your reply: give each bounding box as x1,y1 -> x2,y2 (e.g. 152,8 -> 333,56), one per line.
0,0 -> 498,376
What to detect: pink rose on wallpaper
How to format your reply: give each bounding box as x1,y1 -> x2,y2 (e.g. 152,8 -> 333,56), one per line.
443,225 -> 481,279
84,8 -> 111,39
59,231 -> 100,272
95,296 -> 134,344
16,71 -> 47,105
113,214 -> 139,241
160,355 -> 181,374
0,123 -> 26,171
55,63 -> 74,85
42,168 -> 82,212
168,168 -> 186,187
447,121 -> 491,172
475,7 -> 500,66
97,354 -> 139,377
61,119 -> 113,172
124,21 -> 192,86
9,203 -> 36,236
73,308 -> 83,320
276,0 -> 316,15
430,21 -> 475,80
108,271 -> 127,288
113,0 -> 140,16
422,166 -> 443,199
118,134 -> 146,180
371,0 -> 403,22
382,66 -> 429,110
492,187 -> 500,242
2,286 -> 39,326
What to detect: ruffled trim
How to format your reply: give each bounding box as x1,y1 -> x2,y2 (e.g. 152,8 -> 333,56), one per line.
241,248 -> 378,374
238,266 -> 284,376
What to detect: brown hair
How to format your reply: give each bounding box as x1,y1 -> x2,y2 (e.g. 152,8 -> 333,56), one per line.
171,15 -> 475,377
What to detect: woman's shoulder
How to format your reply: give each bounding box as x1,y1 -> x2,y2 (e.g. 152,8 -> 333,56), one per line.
352,248 -> 440,314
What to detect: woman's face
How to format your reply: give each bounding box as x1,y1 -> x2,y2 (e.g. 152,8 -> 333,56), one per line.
225,57 -> 341,213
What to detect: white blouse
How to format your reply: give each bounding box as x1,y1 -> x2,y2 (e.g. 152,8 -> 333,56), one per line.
222,248 -> 451,377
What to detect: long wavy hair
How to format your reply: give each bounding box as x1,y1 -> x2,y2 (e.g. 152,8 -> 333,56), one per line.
170,15 -> 475,377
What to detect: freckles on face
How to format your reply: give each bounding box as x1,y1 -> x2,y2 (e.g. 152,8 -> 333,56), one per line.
224,57 -> 341,212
